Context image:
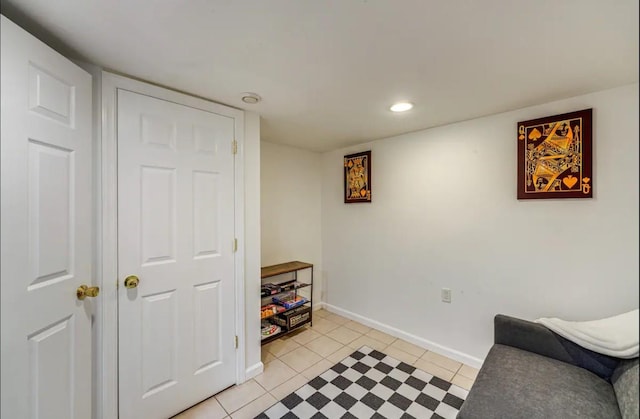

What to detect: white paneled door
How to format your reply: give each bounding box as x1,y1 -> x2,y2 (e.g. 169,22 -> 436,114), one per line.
0,16 -> 93,419
117,89 -> 238,418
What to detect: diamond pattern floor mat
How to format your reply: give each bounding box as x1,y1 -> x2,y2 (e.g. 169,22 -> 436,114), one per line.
256,345 -> 468,419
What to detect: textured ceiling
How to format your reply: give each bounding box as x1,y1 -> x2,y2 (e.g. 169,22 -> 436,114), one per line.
2,0 -> 638,151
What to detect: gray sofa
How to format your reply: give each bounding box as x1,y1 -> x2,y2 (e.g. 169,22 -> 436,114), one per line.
458,314 -> 639,419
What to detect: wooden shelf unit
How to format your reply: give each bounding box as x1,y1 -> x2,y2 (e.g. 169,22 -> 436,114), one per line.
260,261 -> 313,345
261,261 -> 313,278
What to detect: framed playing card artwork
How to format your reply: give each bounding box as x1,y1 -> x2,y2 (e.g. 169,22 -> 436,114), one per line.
344,150 -> 371,203
517,109 -> 593,199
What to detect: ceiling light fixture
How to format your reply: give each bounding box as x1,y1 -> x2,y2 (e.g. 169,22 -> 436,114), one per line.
390,102 -> 413,112
241,92 -> 261,104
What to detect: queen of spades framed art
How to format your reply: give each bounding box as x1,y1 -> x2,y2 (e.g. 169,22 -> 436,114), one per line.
517,109 -> 593,199
344,150 -> 371,203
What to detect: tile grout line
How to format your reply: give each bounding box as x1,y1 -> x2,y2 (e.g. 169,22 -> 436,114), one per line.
453,363 -> 463,375
218,379 -> 268,416
253,377 -> 270,394
216,395 -> 231,416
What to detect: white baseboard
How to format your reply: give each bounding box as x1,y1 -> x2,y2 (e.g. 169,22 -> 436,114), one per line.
323,303 -> 484,369
313,301 -> 326,311
244,362 -> 264,380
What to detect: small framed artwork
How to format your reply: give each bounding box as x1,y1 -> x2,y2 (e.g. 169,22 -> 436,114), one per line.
344,150 -> 371,203
517,108 -> 593,199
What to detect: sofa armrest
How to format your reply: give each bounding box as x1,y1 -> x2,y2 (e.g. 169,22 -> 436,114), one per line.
494,314 -> 576,365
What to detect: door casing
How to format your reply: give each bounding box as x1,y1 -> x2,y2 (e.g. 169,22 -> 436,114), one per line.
97,72 -> 247,419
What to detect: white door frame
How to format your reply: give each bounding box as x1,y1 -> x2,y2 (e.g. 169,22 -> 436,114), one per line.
97,71 -> 246,419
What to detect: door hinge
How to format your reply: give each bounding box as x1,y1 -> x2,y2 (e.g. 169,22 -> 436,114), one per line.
116,279 -> 119,289
233,238 -> 238,253
232,140 -> 238,155
234,335 -> 239,349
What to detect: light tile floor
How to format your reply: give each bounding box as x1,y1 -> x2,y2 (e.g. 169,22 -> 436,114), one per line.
173,309 -> 479,419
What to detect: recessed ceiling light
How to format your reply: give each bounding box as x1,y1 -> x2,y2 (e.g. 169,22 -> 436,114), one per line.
241,92 -> 261,104
390,102 -> 413,112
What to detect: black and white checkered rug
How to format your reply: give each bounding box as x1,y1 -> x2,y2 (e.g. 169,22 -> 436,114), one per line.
256,346 -> 468,419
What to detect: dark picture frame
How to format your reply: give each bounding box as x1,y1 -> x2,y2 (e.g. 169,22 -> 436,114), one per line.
344,150 -> 372,203
517,108 -> 593,199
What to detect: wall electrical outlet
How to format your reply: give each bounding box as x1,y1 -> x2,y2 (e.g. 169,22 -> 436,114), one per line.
441,288 -> 452,303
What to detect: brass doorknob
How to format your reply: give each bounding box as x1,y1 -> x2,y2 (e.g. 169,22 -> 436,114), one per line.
124,275 -> 140,289
77,285 -> 100,300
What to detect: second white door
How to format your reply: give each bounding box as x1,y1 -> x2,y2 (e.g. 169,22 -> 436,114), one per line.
117,89 -> 238,419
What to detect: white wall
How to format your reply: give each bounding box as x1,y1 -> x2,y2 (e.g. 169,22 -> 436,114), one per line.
243,112 -> 263,378
261,141 -> 323,303
321,84 -> 639,365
